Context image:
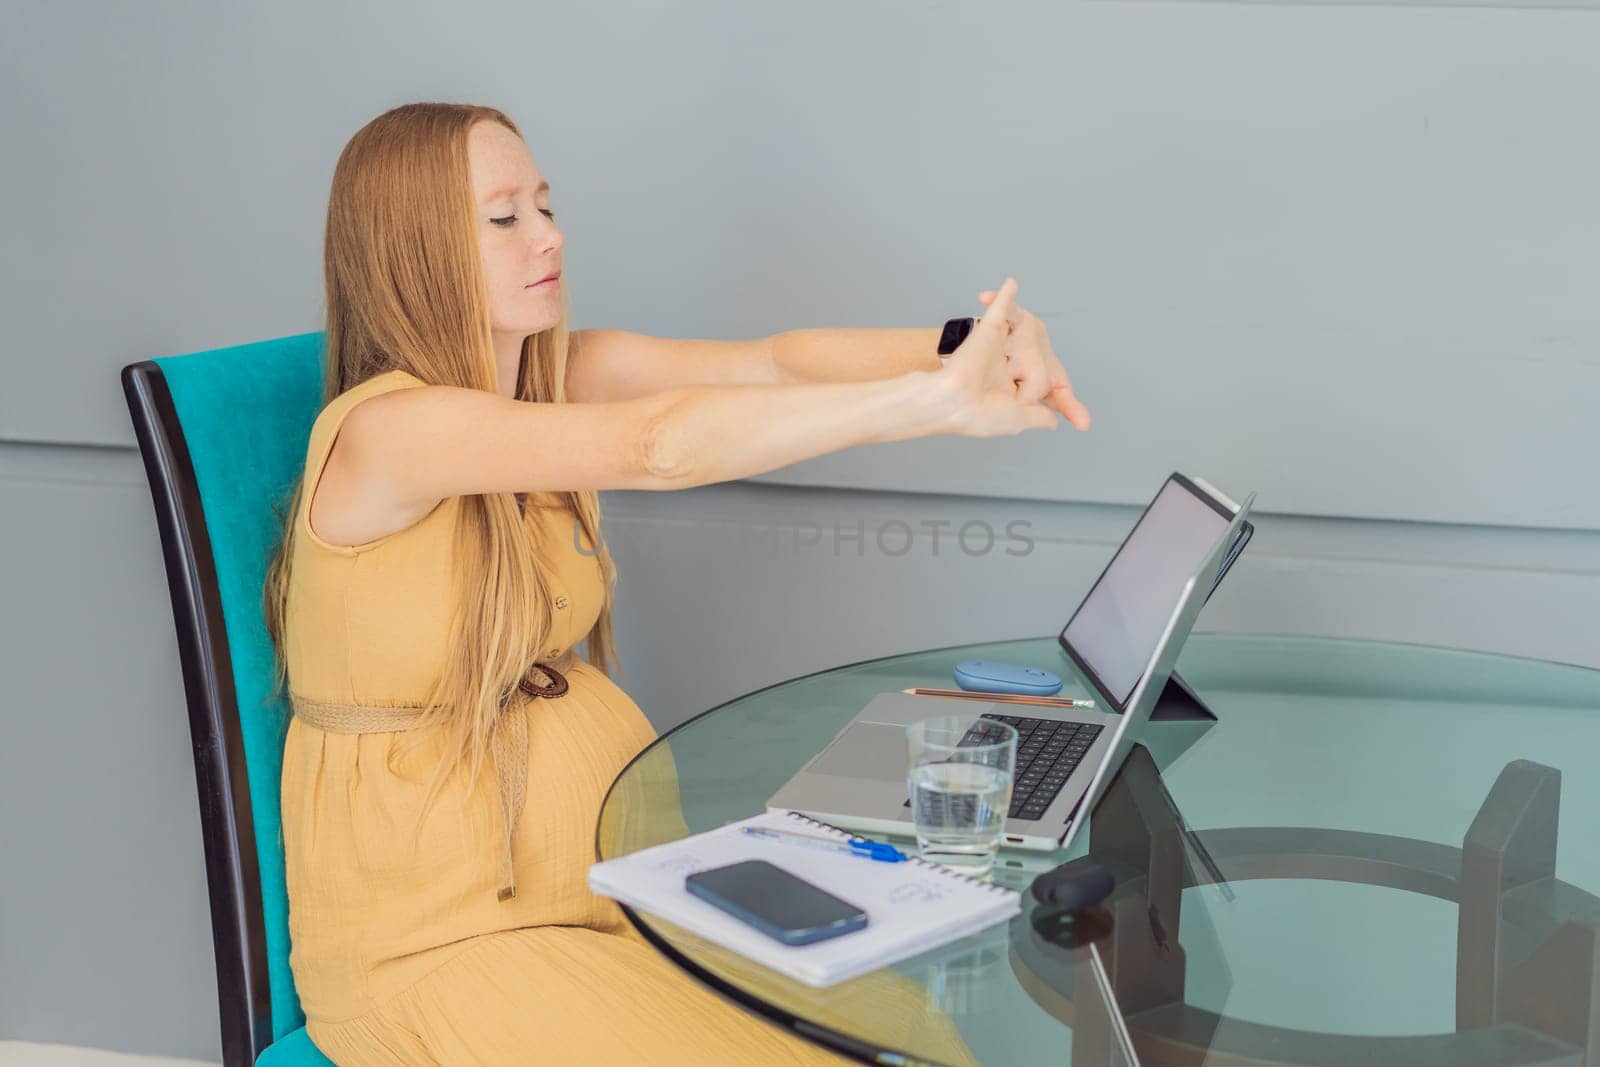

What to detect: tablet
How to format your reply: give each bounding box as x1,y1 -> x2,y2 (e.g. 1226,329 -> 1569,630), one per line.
1058,473 -> 1253,714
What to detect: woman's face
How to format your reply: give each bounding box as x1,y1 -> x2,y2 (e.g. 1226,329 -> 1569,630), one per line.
468,121 -> 565,341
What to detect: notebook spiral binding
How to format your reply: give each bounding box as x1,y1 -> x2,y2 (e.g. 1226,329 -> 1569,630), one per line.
780,811 -> 1017,896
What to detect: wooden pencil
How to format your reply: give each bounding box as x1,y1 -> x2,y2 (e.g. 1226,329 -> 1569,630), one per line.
901,687 -> 1096,709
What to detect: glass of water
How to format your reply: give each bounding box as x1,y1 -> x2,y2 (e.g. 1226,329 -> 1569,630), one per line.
906,714 -> 1017,877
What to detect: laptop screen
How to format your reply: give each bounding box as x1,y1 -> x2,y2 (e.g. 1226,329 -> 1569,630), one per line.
1061,477 -> 1232,710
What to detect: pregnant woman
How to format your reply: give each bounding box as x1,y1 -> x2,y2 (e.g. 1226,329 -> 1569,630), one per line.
262,101 -> 1090,1064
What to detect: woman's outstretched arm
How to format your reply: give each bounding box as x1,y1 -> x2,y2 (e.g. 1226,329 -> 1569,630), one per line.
312,370 -> 951,546
311,280 -> 1062,547
565,327 -> 941,403
568,297 -> 1087,429
767,328 -> 943,385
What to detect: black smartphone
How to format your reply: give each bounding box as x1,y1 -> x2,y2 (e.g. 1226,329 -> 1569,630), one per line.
684,860 -> 869,946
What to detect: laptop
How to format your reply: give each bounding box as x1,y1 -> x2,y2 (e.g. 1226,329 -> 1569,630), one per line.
766,473 -> 1256,852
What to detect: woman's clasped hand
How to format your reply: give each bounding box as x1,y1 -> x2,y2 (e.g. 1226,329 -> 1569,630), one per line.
939,276 -> 1092,438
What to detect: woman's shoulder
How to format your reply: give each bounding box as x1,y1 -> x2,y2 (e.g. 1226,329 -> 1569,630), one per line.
296,368 -> 447,557
316,368 -> 427,419
304,369 -> 428,453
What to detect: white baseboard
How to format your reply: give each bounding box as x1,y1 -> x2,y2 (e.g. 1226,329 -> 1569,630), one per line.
0,1043 -> 216,1067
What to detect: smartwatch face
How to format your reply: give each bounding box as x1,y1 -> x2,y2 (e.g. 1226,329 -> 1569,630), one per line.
938,317 -> 975,356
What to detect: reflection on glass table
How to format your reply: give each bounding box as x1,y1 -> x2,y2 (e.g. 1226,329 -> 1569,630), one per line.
596,634 -> 1600,1066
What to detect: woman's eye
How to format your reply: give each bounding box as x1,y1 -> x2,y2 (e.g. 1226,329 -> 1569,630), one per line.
489,209 -> 555,227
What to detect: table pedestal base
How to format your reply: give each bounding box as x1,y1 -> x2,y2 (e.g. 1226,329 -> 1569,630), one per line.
1013,746 -> 1600,1066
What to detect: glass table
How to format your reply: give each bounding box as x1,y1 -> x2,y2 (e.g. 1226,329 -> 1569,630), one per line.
595,634 -> 1600,1066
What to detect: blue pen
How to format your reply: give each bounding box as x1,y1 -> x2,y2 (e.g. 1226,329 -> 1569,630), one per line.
742,826 -> 908,863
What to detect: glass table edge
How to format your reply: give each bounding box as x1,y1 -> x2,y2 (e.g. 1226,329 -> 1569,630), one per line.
596,628 -> 1600,862
590,630 -> 1600,1063
612,900 -> 963,1067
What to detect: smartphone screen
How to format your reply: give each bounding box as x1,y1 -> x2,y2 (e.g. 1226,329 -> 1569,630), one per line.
685,860 -> 868,946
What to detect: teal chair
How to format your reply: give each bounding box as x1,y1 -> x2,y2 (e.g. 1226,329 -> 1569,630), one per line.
122,334 -> 337,1066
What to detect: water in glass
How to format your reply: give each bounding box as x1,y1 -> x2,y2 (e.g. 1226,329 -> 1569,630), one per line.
906,715 -> 1017,877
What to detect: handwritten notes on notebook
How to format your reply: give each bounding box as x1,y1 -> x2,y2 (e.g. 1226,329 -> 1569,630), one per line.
588,809 -> 1020,987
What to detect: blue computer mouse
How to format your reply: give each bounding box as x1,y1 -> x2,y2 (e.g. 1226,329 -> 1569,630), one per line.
952,660 -> 1064,696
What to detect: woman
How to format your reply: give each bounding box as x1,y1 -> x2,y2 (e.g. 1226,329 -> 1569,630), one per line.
263,101 -> 1090,1065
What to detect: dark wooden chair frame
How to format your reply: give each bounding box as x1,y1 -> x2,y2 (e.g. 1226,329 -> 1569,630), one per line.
123,361 -> 272,1067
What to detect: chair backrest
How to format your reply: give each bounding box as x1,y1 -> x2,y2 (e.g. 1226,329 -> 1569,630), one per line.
122,333 -> 325,1066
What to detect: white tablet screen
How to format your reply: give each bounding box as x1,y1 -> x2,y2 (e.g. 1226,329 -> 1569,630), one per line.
1063,480 -> 1229,708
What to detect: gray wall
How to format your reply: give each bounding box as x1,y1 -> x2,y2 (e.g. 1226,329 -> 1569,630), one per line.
3,0 -> 1598,1060
7,0 -> 1600,528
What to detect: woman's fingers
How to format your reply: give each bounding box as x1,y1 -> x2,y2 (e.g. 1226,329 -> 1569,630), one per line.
957,278 -> 1067,436
1025,403 -> 1060,432
1038,346 -> 1091,430
979,290 -> 1092,431
977,288 -> 1050,405
975,277 -> 1019,341
1048,383 -> 1092,430
977,288 -> 1025,335
959,278 -> 1020,391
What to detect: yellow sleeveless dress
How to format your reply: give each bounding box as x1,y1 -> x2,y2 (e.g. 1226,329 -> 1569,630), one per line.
278,370 -> 977,1065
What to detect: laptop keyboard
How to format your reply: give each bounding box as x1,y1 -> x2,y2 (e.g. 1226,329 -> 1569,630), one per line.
965,713 -> 1103,822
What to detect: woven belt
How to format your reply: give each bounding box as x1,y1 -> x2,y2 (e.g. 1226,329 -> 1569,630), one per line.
289,648 -> 578,903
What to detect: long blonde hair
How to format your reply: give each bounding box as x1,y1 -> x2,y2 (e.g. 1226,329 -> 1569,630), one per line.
263,101 -> 622,838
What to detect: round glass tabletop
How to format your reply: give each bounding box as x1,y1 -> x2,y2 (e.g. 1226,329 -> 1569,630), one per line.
596,634 -> 1600,1066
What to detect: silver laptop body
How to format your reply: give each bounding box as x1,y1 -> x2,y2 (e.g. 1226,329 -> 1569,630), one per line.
766,488 -> 1255,852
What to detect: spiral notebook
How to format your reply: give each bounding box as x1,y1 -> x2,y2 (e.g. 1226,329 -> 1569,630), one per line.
587,809 -> 1021,987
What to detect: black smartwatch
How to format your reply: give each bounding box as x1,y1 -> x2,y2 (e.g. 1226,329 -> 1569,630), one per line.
937,316 -> 975,357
